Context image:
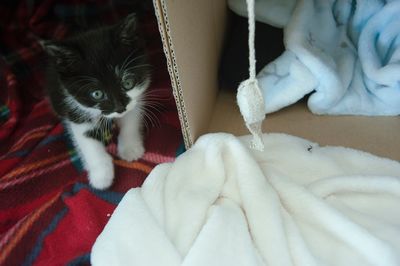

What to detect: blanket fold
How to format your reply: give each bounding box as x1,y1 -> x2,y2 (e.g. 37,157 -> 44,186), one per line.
91,133 -> 400,266
228,0 -> 400,115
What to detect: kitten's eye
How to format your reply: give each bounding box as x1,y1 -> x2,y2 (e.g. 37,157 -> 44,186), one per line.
122,79 -> 134,90
90,90 -> 105,101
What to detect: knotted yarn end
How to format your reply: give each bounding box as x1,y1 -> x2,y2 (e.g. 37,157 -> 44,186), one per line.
237,78 -> 265,151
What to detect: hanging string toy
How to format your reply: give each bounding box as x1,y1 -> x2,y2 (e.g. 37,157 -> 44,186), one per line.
236,0 -> 266,151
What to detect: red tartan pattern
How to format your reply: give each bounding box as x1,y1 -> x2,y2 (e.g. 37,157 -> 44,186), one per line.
0,1 -> 183,265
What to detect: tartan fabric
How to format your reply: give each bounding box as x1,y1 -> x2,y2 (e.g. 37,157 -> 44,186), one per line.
0,1 -> 183,265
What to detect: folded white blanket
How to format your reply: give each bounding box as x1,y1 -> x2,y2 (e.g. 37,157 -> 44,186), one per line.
91,133 -> 400,266
229,0 -> 400,115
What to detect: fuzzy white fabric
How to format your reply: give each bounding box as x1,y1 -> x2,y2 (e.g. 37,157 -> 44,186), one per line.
91,133 -> 400,266
229,0 -> 400,116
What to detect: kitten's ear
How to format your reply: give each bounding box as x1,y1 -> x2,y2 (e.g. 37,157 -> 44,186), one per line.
41,41 -> 80,67
118,13 -> 137,44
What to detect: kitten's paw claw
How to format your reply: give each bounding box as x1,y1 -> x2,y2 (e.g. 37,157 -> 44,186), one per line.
88,156 -> 114,190
118,140 -> 145,162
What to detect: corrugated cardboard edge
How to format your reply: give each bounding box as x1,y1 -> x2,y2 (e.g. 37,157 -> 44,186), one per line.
153,0 -> 193,148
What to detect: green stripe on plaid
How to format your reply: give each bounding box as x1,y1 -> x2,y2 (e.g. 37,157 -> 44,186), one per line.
0,105 -> 10,122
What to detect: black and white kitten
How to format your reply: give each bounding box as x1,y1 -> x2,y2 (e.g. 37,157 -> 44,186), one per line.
43,14 -> 151,190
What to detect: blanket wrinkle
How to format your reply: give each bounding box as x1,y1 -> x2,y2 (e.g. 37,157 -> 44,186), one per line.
92,133 -> 400,266
268,171 -> 398,266
228,0 -> 400,115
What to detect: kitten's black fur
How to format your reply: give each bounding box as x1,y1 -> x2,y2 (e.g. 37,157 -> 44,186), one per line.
44,14 -> 150,124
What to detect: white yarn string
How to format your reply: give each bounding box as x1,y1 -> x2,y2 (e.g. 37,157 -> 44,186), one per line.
247,0 -> 256,81
236,0 -> 266,151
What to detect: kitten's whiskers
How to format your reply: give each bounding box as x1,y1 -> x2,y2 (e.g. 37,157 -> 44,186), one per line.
137,101 -> 162,129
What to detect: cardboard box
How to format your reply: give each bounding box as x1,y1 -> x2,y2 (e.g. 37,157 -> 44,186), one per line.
153,0 -> 400,161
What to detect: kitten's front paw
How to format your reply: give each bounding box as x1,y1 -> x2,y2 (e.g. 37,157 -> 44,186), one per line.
88,155 -> 114,190
118,138 -> 145,162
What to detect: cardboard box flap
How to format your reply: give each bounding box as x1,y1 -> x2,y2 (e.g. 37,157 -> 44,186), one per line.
153,0 -> 227,147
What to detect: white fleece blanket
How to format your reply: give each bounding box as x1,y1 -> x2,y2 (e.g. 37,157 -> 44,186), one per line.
91,133 -> 400,266
229,0 -> 400,115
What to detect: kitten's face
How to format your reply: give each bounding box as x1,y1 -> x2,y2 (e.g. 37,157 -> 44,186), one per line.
45,14 -> 150,119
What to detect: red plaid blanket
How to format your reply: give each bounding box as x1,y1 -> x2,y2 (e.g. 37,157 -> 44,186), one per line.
0,1 -> 182,265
